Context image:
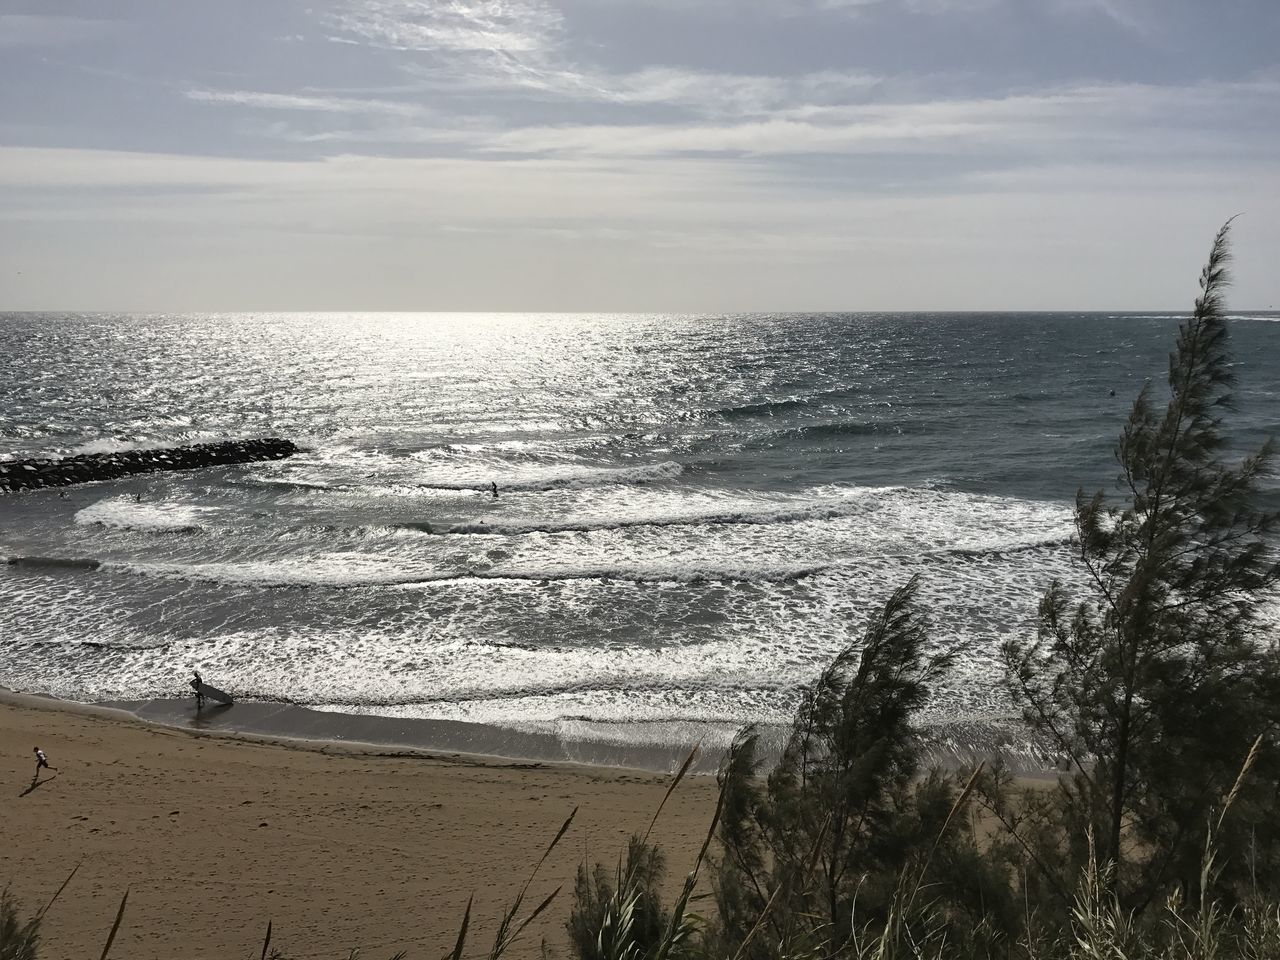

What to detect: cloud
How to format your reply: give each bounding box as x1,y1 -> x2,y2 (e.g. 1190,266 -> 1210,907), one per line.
474,115 -> 990,157
326,0 -> 563,54
585,0 -> 996,15
266,79 -> 1279,162
404,61 -> 884,117
186,89 -> 431,119
325,0 -> 879,122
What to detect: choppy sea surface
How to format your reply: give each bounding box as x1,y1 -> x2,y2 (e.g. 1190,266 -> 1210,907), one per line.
2,312 -> 1278,756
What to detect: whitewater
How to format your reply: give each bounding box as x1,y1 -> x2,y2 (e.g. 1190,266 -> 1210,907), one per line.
2,311 -> 1278,759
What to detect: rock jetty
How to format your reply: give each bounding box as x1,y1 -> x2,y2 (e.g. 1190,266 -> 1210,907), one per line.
0,438 -> 298,493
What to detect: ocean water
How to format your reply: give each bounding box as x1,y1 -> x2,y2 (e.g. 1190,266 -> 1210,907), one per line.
2,312 -> 1278,755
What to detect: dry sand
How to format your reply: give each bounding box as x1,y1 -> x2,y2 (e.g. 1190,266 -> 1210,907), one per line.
0,694 -> 719,960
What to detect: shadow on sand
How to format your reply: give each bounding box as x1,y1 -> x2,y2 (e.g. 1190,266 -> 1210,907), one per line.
20,772 -> 57,797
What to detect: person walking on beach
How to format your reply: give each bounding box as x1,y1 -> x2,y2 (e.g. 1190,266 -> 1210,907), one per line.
33,746 -> 55,778
191,670 -> 205,709
491,481 -> 499,499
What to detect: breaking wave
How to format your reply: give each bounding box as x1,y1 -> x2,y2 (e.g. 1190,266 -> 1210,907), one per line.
414,499 -> 873,536
746,419 -> 933,445
4,554 -> 102,572
3,553 -> 828,588
411,460 -> 685,492
74,498 -> 212,534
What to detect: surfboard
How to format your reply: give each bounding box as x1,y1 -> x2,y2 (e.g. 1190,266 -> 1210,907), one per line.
196,682 -> 233,705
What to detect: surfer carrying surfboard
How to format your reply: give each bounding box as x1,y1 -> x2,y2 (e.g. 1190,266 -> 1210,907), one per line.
189,671 -> 233,708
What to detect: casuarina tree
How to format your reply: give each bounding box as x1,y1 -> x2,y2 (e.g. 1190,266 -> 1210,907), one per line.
707,577 -> 1014,960
1000,219 -> 1280,912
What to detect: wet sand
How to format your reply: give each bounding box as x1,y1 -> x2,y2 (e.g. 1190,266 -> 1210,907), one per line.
0,691 -> 720,960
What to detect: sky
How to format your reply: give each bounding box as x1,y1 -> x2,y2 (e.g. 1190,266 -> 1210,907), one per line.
1,0 -> 1278,311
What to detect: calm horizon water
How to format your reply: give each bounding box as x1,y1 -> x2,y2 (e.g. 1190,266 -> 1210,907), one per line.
3,311 -> 1279,755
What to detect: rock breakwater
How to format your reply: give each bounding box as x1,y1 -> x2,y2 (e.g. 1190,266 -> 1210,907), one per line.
0,439 -> 298,492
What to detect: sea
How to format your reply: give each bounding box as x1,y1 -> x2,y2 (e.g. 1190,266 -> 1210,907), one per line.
2,312 -> 1278,763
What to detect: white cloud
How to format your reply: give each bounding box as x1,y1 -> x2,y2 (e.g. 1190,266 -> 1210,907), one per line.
265,79 -> 1278,161
402,61 -> 884,118
324,0 -> 880,122
5,0 -> 1278,309
326,0 -> 563,54
475,115 -> 990,156
186,89 -> 431,119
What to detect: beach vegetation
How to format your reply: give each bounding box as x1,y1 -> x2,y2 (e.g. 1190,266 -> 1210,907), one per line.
568,836 -> 673,960
0,888 -> 40,960
996,218 -> 1280,915
702,577 -> 1015,959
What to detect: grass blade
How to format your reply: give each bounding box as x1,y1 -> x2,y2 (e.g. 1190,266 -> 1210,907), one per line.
530,807 -> 577,887
503,884 -> 563,948
907,763 -> 984,911
98,889 -> 129,960
641,746 -> 698,846
35,861 -> 80,921
261,919 -> 273,960
490,808 -> 578,958
1218,734 -> 1263,830
444,894 -> 473,960
730,883 -> 782,960
651,776 -> 726,960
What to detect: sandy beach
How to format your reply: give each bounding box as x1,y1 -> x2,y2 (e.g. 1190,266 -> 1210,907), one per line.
0,693 -> 720,960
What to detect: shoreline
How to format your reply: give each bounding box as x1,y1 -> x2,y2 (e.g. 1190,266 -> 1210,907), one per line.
2,686 -> 1056,777
0,689 -> 721,959
1,687 -> 1059,959
0,687 -> 707,775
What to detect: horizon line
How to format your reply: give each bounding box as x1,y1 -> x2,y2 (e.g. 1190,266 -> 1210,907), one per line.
3,307 -> 1278,317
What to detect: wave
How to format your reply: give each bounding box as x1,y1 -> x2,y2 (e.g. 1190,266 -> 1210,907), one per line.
114,560 -> 827,589
70,438 -> 147,456
925,536 -> 1073,561
743,419 -> 931,445
74,498 -> 211,534
411,499 -> 869,536
411,460 -> 684,493
4,555 -> 102,572
716,383 -> 871,421
3,553 -> 827,588
238,460 -> 684,495
27,637 -> 173,652
234,476 -> 342,492
718,397 -> 820,420
302,677 -> 800,708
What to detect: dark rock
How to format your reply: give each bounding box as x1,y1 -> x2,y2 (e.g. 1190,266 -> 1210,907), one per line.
0,438 -> 298,493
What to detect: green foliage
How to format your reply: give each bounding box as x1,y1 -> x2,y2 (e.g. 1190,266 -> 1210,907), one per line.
0,889 -> 40,960
568,837 -> 673,960
999,220 -> 1280,913
703,577 -> 1013,959
566,745 -> 722,960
